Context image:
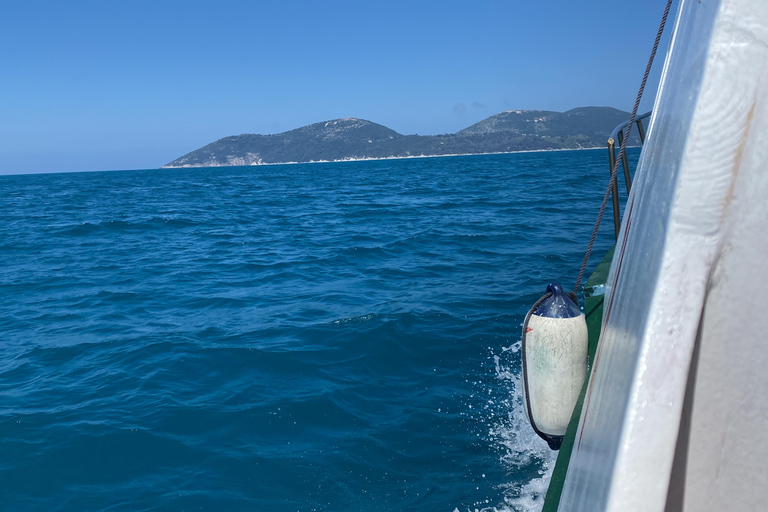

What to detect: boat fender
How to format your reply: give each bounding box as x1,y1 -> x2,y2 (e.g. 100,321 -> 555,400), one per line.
521,282 -> 588,450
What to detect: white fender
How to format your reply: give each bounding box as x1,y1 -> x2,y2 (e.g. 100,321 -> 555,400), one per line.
524,313 -> 588,437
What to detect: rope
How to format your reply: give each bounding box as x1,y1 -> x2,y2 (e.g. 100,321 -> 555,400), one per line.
572,0 -> 674,296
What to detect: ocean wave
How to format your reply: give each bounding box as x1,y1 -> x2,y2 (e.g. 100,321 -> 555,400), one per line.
61,217 -> 198,236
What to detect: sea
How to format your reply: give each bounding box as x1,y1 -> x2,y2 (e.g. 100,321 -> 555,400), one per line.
0,148 -> 637,512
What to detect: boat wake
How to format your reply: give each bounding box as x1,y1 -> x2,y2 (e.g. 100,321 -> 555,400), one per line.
479,340 -> 557,512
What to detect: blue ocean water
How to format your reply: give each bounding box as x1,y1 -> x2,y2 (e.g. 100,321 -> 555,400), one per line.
0,149 -> 636,512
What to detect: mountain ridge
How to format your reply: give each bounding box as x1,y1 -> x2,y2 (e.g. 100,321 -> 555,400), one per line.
163,107 -> 639,168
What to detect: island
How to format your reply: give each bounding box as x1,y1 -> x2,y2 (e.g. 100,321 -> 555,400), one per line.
162,107 -> 639,168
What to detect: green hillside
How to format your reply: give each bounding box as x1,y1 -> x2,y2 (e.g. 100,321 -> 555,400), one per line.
163,107 -> 641,168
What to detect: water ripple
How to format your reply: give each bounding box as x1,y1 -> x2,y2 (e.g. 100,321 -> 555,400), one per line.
0,150 -> 636,511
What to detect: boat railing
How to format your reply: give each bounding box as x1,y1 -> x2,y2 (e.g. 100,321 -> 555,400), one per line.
607,111 -> 651,239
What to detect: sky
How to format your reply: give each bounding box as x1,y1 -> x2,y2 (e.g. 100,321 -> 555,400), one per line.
0,0 -> 676,175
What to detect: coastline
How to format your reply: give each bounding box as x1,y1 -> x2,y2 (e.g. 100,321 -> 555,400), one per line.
160,146 -> 615,170
1,146 -> 635,177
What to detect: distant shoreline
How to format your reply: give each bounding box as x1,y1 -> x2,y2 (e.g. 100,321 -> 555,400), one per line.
161,146 -> 614,170
1,146 -> 642,177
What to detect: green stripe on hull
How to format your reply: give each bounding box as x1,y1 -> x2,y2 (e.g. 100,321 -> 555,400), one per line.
542,246 -> 615,512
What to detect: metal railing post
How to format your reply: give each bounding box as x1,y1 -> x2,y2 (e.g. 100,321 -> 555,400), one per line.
617,130 -> 632,194
636,119 -> 646,144
607,138 -> 621,240
603,111 -> 651,241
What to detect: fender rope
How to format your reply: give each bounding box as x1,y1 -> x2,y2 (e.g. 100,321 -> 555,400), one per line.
522,1 -> 676,450
572,0 -> 674,296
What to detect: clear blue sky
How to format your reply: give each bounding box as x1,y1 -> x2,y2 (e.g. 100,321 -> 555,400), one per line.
1,0 -> 675,174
